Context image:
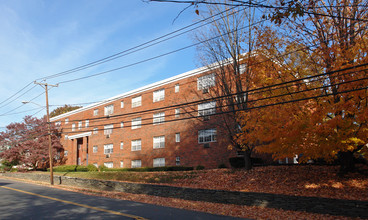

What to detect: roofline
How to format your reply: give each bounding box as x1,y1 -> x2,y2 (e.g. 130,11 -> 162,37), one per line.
50,64 -> 210,121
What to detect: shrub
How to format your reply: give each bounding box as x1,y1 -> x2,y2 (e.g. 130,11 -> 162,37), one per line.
87,164 -> 98,172
218,163 -> 227,169
196,165 -> 205,170
52,165 -> 89,172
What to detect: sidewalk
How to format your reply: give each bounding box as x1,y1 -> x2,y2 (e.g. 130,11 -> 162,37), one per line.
1,172 -> 367,218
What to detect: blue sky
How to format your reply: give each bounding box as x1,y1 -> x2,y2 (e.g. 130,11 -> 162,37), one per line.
0,0 -> 199,129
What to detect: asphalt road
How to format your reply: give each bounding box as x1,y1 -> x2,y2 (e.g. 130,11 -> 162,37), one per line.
0,178 -> 245,220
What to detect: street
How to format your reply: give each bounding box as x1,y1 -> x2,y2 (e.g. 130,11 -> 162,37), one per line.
0,178 -> 243,220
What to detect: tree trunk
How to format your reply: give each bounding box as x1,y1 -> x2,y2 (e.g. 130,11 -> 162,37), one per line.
338,151 -> 355,175
244,150 -> 253,170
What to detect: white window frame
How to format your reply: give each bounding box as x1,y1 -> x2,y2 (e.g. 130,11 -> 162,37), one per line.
132,96 -> 142,108
104,144 -> 113,154
198,101 -> 216,116
153,112 -> 165,125
104,124 -> 113,135
176,156 -> 180,165
72,123 -> 76,131
120,161 -> 124,168
120,122 -> 124,128
120,142 -> 124,150
64,135 -> 68,140
121,101 -> 124,108
131,117 -> 142,129
104,162 -> 113,168
85,120 -> 89,128
65,118 -> 69,124
197,73 -> 215,90
131,139 -> 142,151
93,109 -> 99,116
175,84 -> 179,93
153,158 -> 165,167
153,136 -> 165,149
104,104 -> 114,116
175,133 -> 180,143
131,160 -> 142,168
64,151 -> 68,156
93,145 -> 98,153
153,89 -> 165,102
55,121 -> 61,127
198,128 -> 217,143
93,128 -> 98,134
175,108 -> 180,118
78,121 -> 82,130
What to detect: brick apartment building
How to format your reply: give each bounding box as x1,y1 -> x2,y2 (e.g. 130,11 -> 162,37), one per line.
51,65 -> 241,169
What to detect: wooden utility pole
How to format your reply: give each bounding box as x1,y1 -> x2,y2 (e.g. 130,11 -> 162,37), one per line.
34,81 -> 58,185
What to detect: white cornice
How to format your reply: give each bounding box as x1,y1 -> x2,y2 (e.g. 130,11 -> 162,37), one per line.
68,132 -> 92,140
50,65 -> 210,121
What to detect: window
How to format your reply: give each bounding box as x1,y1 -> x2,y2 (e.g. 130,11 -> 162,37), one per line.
78,121 -> 82,130
176,156 -> 180,165
132,96 -> 142,108
55,121 -> 61,127
65,118 -> 69,124
93,128 -> 98,134
104,104 -> 114,116
175,84 -> 179,93
153,158 -> 165,167
197,73 -> 215,90
153,112 -> 165,125
104,162 -> 113,168
198,101 -> 216,116
121,101 -> 124,108
104,124 -> 113,135
120,122 -> 124,128
64,135 -> 68,140
72,123 -> 76,131
153,89 -> 165,102
120,161 -> 124,168
104,144 -> 113,154
93,145 -> 98,153
198,129 -> 217,143
85,120 -> 89,128
132,117 -> 142,129
131,160 -> 141,168
153,136 -> 165,149
175,108 -> 180,118
239,63 -> 246,74
120,142 -> 124,149
175,133 -> 180,143
64,151 -> 68,156
93,109 -> 99,116
131,139 -> 142,151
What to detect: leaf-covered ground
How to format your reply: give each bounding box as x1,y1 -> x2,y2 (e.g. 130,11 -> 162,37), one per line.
7,165 -> 368,219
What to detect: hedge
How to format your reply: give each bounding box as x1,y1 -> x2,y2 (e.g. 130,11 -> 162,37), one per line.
51,165 -> 193,172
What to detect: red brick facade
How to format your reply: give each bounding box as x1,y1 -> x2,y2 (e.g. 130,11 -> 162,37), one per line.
51,66 -> 237,169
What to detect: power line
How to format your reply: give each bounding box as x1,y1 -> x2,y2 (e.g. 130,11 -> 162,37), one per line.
36,6 -> 241,81
55,63 -> 368,127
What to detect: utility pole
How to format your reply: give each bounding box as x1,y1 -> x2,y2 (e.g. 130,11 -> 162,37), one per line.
34,81 -> 58,185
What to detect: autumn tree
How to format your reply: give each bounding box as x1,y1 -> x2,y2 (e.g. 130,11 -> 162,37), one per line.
50,104 -> 82,118
0,116 -> 64,170
237,0 -> 368,173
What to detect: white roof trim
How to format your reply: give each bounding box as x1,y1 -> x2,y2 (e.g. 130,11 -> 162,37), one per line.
68,132 -> 92,140
50,64 -> 210,121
